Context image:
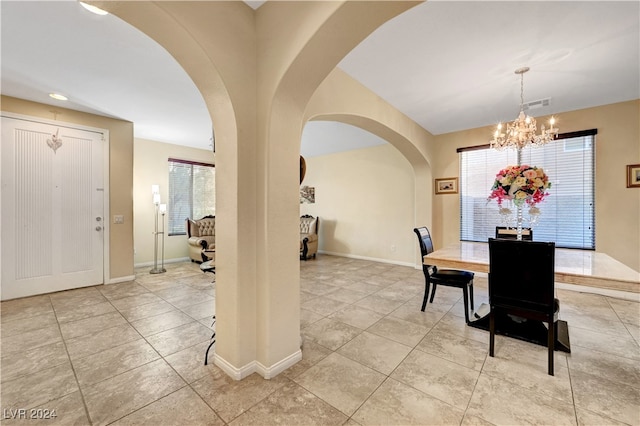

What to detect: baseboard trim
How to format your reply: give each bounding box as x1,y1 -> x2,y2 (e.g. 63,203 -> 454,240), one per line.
214,349 -> 303,380
255,350 -> 302,379
213,355 -> 256,380
318,250 -> 414,268
134,257 -> 190,269
107,275 -> 135,284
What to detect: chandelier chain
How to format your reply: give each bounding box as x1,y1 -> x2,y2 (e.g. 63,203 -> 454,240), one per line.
520,72 -> 525,111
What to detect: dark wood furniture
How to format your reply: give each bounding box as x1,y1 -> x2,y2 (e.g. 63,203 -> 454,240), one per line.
200,249 -> 215,281
495,226 -> 533,240
414,227 -> 475,323
488,238 -> 559,375
204,315 -> 216,365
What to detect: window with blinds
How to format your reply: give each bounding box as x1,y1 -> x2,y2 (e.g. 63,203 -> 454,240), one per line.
459,130 -> 596,249
168,158 -> 216,235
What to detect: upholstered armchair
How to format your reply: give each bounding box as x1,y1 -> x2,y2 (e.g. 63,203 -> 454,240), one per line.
186,215 -> 216,262
300,215 -> 319,260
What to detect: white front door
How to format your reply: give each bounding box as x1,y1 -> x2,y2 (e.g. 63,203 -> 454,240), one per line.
1,116 -> 105,300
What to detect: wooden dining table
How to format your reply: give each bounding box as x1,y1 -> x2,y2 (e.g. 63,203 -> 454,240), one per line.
424,241 -> 640,294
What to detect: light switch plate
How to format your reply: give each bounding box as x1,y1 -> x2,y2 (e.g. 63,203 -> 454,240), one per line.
113,215 -> 124,224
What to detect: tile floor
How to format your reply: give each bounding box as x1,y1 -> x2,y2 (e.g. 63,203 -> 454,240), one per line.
1,255 -> 639,425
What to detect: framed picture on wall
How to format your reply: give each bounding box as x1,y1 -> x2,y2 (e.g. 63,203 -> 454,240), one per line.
435,177 -> 458,194
627,164 -> 640,188
300,185 -> 315,203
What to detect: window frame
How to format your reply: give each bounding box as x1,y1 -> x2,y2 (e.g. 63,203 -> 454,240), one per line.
457,129 -> 597,250
167,157 -> 216,236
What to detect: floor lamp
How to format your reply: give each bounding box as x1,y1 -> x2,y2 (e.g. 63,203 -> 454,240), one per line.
150,185 -> 166,274
159,203 -> 166,272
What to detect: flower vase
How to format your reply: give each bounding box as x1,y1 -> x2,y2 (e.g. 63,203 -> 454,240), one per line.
516,204 -> 524,241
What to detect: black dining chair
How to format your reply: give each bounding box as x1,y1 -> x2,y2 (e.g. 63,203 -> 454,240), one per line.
495,226 -> 533,240
413,227 -> 474,324
488,238 -> 558,375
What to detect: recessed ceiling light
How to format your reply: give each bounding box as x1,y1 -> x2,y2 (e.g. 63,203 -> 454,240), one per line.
79,2 -> 109,16
49,93 -> 68,101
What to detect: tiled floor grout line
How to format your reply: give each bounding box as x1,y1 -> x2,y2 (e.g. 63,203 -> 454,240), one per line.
91,303 -> 216,423
49,294 -> 95,426
104,275 -> 228,425
55,288 -> 183,373
72,277 -> 219,424
300,279 -> 484,423
182,380 -> 229,425
565,360 -> 581,426
3,258 -> 639,425
300,266 -> 430,422
301,269 -> 603,424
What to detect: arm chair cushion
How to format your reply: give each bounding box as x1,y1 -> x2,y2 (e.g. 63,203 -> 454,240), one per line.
303,233 -> 318,243
188,237 -> 209,249
300,216 -> 317,235
196,219 -> 216,237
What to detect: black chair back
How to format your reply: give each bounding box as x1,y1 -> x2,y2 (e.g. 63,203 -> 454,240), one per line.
413,227 -> 434,256
488,238 -> 555,314
495,226 -> 533,240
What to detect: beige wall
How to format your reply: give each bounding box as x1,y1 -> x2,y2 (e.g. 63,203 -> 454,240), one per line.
432,100 -> 640,272
133,138 -> 215,265
301,144 -> 416,265
99,0 -> 419,378
1,95 -> 135,280
24,0 -> 632,382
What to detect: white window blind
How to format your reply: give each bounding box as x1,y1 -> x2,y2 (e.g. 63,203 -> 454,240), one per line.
459,131 -> 596,249
168,158 -> 215,235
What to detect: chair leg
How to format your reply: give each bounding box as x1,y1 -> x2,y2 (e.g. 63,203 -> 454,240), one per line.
468,280 -> 474,310
421,279 -> 430,312
462,286 -> 470,324
429,283 -> 438,303
548,319 -> 555,376
489,309 -> 495,357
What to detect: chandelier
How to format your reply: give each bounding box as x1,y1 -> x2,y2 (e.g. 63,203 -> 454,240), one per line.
490,67 -> 559,150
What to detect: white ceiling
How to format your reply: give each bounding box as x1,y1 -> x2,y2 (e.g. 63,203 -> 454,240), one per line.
339,1 -> 640,136
1,0 -> 212,149
1,1 -> 638,157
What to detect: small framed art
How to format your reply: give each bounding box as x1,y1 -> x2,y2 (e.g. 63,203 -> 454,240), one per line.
300,185 -> 315,203
435,177 -> 458,194
627,164 -> 640,188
